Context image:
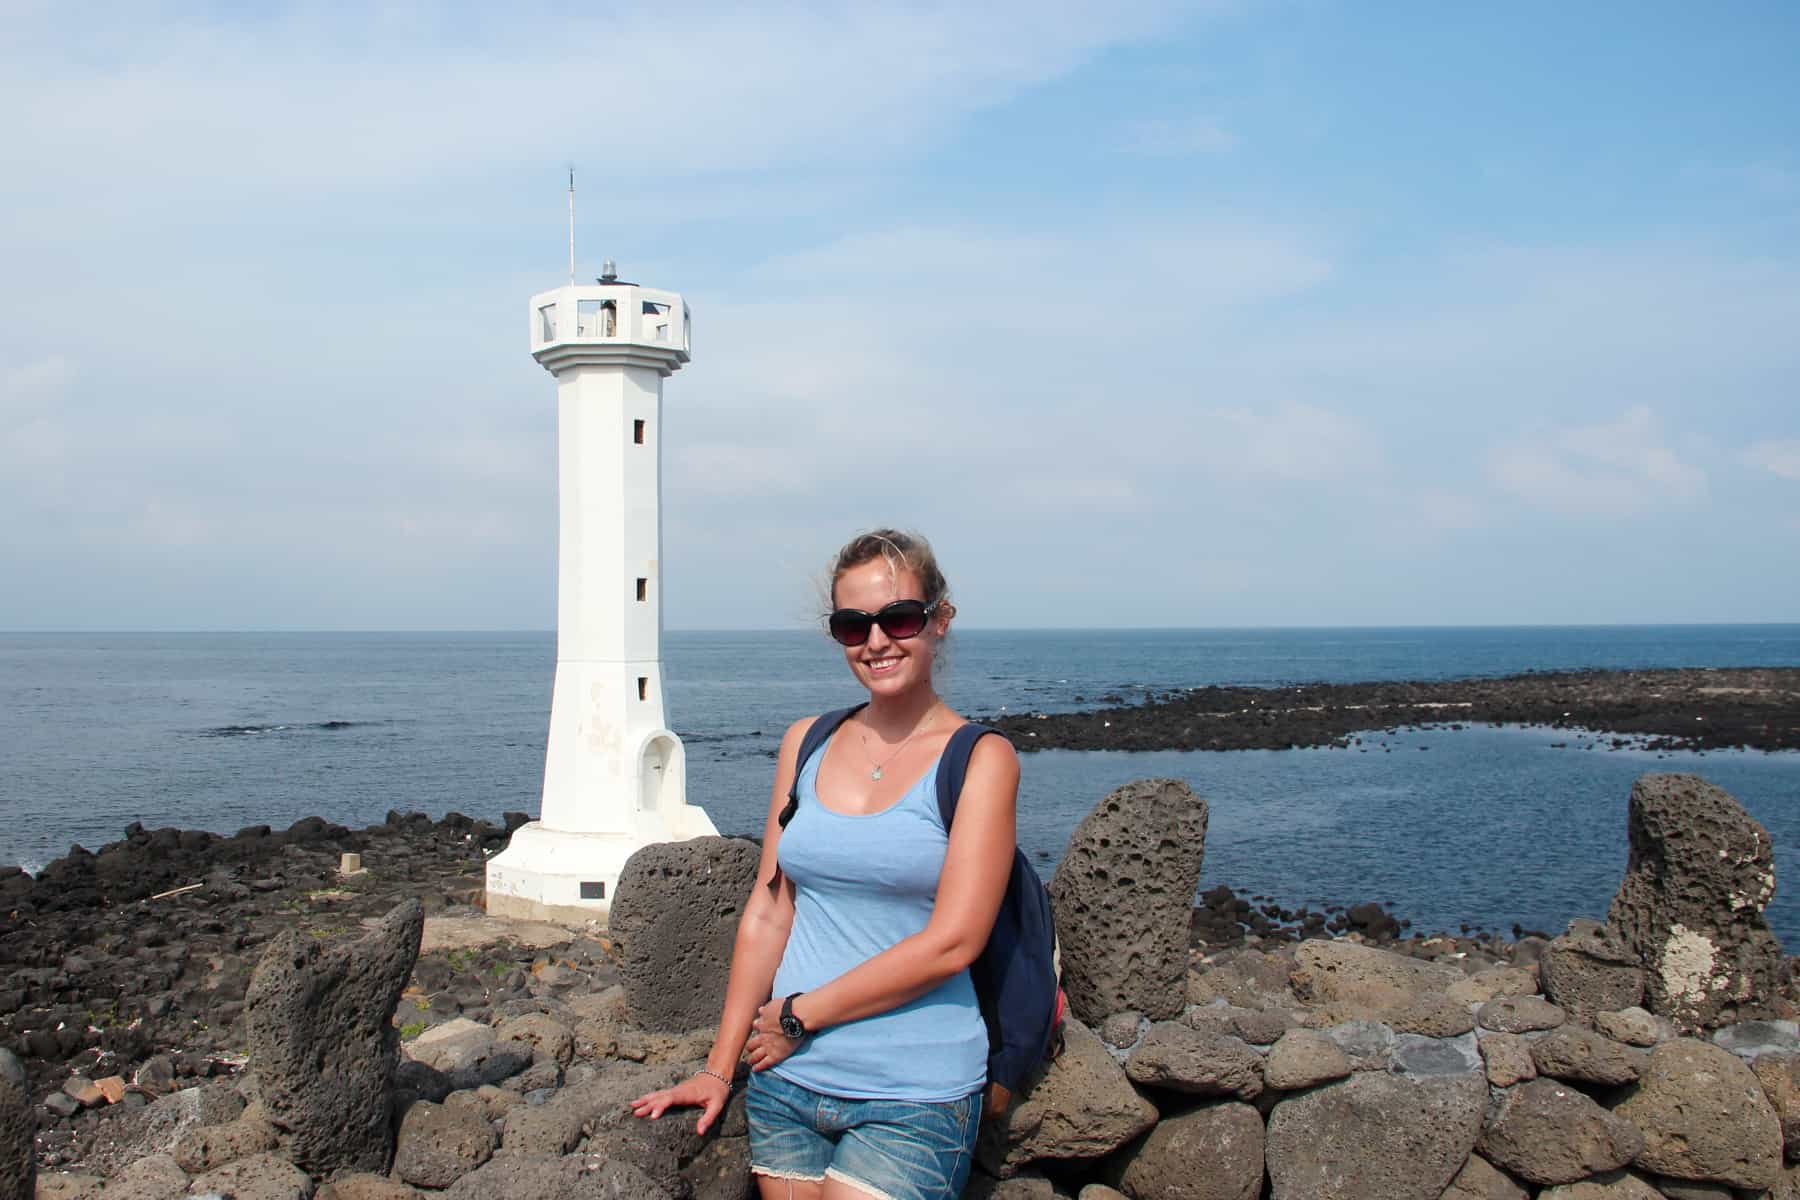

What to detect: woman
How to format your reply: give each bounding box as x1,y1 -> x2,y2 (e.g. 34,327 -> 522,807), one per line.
631,529 -> 1019,1200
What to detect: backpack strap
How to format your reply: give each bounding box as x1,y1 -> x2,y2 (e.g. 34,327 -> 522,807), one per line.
933,723 -> 1002,833
763,704 -> 864,895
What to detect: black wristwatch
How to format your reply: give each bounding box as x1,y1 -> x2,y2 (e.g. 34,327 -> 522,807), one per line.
779,992 -> 808,1041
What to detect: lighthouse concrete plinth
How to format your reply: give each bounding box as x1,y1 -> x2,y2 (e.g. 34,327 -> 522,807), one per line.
486,268 -> 715,925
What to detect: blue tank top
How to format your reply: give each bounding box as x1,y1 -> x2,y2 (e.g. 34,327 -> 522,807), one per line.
768,731 -> 987,1102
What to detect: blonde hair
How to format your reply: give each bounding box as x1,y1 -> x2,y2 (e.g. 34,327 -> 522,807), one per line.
826,529 -> 950,612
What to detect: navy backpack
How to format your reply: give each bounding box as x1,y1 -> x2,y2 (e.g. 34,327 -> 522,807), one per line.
772,705 -> 1065,1115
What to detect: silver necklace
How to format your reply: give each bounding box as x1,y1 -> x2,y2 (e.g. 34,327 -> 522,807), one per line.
860,706 -> 940,781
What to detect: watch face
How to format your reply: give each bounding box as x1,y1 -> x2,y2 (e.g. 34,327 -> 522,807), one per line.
780,1014 -> 805,1039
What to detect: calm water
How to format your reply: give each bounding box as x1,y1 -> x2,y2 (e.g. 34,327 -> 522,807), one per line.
3,626 -> 1798,941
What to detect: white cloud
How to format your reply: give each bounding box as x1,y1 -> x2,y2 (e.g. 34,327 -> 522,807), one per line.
1488,406 -> 1706,517
1744,439 -> 1800,482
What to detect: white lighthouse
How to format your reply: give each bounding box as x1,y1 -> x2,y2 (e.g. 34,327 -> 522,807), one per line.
486,261 -> 718,924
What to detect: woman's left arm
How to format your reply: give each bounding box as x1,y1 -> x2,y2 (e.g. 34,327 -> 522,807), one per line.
747,736 -> 1019,1063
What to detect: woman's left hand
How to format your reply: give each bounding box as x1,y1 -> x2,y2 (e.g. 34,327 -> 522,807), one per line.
747,998 -> 801,1072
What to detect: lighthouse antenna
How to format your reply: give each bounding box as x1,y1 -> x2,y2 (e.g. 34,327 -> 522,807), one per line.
566,164 -> 577,285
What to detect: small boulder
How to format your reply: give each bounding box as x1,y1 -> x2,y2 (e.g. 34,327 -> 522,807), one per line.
1476,995 -> 1565,1033
1124,1025 -> 1263,1100
0,1078 -> 33,1200
1536,1172 -> 1664,1199
1440,1154 -> 1528,1200
1050,780 -> 1209,1022
1713,1018 -> 1800,1059
1387,992 -> 1475,1038
393,1099 -> 496,1188
1613,1037 -> 1782,1189
105,1153 -> 189,1200
1101,1012 -> 1146,1049
976,1017 -> 1158,1175
1605,774 -> 1785,1030
495,1012 -> 576,1067
316,1175 -> 425,1200
1539,920 -> 1646,1020
1109,1102 -> 1263,1200
1595,1007 -> 1674,1047
1264,1072 -> 1485,1200
1476,1079 -> 1645,1186
1751,1052 -> 1800,1162
1264,1029 -> 1351,1091
172,1105 -> 279,1172
1530,1027 -> 1646,1087
443,1154 -> 667,1200
246,898 -> 423,1176
186,1152 -> 315,1200
1478,1033 -> 1537,1088
1288,941 -> 1463,1013
612,836 -> 762,1033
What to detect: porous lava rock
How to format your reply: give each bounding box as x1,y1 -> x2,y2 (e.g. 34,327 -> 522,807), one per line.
1263,1072 -> 1484,1200
1263,1029 -> 1351,1091
245,897 -> 423,1177
0,1078 -> 34,1200
1049,779 -> 1207,1022
1605,774 -> 1785,1030
612,836 -> 762,1033
1751,1052 -> 1800,1162
103,1153 -> 189,1200
977,1017 -> 1159,1176
1539,920 -> 1645,1020
1536,1173 -> 1663,1200
1108,1102 -> 1263,1200
186,1152 -> 314,1200
1476,1079 -> 1644,1186
1529,1026 -> 1646,1087
393,1099 -> 496,1188
442,1153 -> 667,1200
1288,940 -> 1462,1012
1441,1154 -> 1528,1200
317,1176 -> 424,1200
1123,1025 -> 1263,1100
1613,1037 -> 1782,1189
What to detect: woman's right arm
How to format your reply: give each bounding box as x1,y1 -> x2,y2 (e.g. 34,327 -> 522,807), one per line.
629,716 -> 810,1132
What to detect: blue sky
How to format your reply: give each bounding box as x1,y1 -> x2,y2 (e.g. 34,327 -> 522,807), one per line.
2,2 -> 1796,630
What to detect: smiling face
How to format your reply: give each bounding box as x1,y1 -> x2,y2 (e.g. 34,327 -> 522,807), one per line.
832,557 -> 951,700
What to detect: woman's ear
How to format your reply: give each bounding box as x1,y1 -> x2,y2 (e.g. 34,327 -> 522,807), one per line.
934,602 -> 956,635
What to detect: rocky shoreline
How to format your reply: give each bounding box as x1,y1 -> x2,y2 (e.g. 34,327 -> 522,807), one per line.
983,666 -> 1800,753
8,770 -> 1800,1200
0,809 -> 1424,1167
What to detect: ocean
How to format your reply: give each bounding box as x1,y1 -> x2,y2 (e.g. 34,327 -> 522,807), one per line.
3,625 -> 1798,942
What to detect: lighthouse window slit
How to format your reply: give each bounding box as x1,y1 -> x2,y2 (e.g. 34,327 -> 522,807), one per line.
637,677 -> 648,701
633,419 -> 645,444
636,578 -> 647,601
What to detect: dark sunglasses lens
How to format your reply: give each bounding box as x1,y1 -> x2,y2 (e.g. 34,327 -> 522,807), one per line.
828,611 -> 873,646
877,602 -> 929,639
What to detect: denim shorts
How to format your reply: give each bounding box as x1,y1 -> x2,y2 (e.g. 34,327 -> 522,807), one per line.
745,1069 -> 979,1200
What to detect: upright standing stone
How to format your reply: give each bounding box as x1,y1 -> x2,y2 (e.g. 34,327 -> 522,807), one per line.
0,1078 -> 33,1200
1050,779 -> 1207,1022
612,837 -> 762,1033
246,898 -> 424,1176
1606,774 -> 1784,1030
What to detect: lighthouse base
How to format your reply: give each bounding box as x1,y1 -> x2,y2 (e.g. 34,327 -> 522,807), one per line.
485,811 -> 719,926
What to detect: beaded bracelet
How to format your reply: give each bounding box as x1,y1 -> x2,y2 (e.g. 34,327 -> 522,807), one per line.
694,1067 -> 733,1091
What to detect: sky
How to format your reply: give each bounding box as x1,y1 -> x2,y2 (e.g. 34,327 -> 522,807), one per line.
2,2 -> 1797,631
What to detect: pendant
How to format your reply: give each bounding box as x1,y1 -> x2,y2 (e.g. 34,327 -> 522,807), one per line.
871,766 -> 883,781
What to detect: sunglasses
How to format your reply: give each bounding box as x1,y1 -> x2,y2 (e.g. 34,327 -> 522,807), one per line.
827,599 -> 942,647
